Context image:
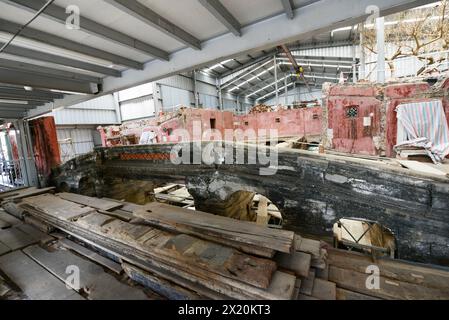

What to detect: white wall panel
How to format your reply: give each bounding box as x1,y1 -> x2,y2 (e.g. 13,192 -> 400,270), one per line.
68,94 -> 117,110
56,127 -> 96,163
118,83 -> 153,102
51,109 -> 119,125
120,95 -> 155,121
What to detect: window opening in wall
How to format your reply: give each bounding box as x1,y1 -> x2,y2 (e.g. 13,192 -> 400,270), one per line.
210,118 -> 216,129
346,106 -> 359,118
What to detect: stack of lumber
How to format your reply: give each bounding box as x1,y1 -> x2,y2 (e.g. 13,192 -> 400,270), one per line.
7,191 -> 311,300
3,188 -> 449,300
327,248 -> 449,300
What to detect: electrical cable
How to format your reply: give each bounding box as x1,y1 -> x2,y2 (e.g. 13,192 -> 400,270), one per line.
0,0 -> 55,53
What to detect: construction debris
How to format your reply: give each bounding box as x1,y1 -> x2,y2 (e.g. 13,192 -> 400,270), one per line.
249,104 -> 272,114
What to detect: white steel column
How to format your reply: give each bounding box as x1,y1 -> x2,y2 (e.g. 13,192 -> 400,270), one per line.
274,55 -> 279,105
376,17 -> 386,83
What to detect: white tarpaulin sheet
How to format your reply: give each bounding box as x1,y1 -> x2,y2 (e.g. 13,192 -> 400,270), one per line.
395,100 -> 449,163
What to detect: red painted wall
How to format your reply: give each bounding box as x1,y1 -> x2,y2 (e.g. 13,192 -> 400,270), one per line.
327,95 -> 382,155
101,107 -> 323,146
234,107 -> 323,141
30,117 -> 61,184
325,79 -> 449,157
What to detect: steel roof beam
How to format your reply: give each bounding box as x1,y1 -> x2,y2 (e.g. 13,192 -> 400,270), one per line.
0,18 -> 144,70
0,105 -> 36,111
0,110 -> 25,119
198,0 -> 242,37
4,0 -> 169,61
0,68 -> 100,94
0,96 -> 52,103
219,52 -> 276,79
0,102 -> 40,108
281,0 -> 294,19
0,43 -> 122,77
0,58 -> 102,83
0,87 -> 63,100
106,0 -> 201,50
30,0 -> 431,117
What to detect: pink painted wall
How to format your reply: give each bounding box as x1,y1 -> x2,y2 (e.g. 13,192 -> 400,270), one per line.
234,107 -> 322,141
326,79 -> 449,157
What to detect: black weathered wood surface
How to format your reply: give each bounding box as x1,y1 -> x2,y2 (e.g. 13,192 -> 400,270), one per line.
52,142 -> 449,266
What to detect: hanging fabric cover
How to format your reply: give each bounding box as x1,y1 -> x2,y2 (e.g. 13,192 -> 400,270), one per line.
394,100 -> 449,164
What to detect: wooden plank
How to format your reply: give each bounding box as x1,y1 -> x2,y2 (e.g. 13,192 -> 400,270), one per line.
327,248 -> 449,290
315,264 -> 330,280
24,215 -> 54,233
336,288 -> 380,300
161,234 -> 276,289
23,205 -> 291,300
122,262 -> 201,300
267,271 -> 296,300
311,278 -> 336,300
299,271 -> 315,296
329,266 -> 449,300
17,224 -> 55,245
0,219 -> 10,229
2,201 -> 26,219
134,202 -> 294,254
297,238 -> 321,257
0,227 -> 37,250
0,251 -> 84,300
23,245 -> 148,300
0,241 -> 10,256
22,194 -> 94,221
0,187 -> 31,199
275,251 -> 311,278
58,238 -> 122,274
98,209 -> 133,222
256,195 -> 269,226
0,187 -> 55,202
78,213 -> 279,295
122,259 -> 227,300
293,287 -> 300,300
0,211 -> 22,227
298,294 -> 319,300
57,193 -> 123,211
397,160 -> 447,176
294,234 -> 303,251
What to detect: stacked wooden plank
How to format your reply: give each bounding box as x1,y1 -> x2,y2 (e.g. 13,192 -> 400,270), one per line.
327,247 -> 449,300
15,192 -> 304,300
133,202 -> 294,258
4,189 -> 449,300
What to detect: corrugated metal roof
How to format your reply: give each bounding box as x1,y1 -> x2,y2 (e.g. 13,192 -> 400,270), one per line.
0,0 -> 434,120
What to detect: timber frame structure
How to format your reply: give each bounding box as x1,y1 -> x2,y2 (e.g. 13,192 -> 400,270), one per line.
52,142 -> 449,267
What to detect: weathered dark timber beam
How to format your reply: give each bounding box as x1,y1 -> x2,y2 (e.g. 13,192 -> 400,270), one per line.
52,142 -> 449,266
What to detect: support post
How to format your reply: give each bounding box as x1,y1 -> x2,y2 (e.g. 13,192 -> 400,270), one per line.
274,55 -> 279,106
15,120 -> 38,187
376,17 -> 386,83
193,70 -> 199,108
352,42 -> 357,83
359,23 -> 366,80
217,79 -> 223,110
284,74 -> 288,106
113,92 -> 122,124
152,82 -> 163,115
